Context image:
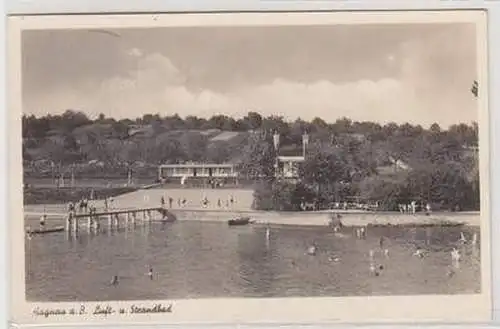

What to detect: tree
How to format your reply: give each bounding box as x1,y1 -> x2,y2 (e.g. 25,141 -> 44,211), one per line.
430,123 -> 441,134
300,142 -> 352,208
237,132 -> 276,182
60,110 -> 91,131
178,133 -> 208,162
242,111 -> 263,130
206,141 -> 231,164
358,176 -> 406,210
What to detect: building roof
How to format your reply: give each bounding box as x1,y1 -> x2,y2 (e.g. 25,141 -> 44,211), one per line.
277,156 -> 305,162
159,163 -> 234,168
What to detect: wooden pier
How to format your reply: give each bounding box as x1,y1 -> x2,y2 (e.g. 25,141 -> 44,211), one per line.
65,207 -> 177,234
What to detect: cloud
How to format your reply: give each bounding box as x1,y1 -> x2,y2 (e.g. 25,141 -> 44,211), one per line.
127,48 -> 143,58
24,47 -> 475,127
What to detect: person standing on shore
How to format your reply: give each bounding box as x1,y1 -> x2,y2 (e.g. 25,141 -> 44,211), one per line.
168,197 -> 173,208
39,214 -> 46,227
426,203 -> 431,215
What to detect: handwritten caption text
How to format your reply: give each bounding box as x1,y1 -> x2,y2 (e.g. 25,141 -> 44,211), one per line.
32,303 -> 173,318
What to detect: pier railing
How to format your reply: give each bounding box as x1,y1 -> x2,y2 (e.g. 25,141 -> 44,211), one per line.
65,206 -> 174,234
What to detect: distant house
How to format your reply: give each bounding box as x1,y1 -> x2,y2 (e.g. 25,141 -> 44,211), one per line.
347,133 -> 366,142
274,138 -> 308,179
128,124 -> 154,138
277,155 -> 305,178
388,156 -> 411,171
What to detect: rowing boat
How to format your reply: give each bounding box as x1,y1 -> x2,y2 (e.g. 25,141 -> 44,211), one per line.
26,226 -> 65,235
228,217 -> 252,226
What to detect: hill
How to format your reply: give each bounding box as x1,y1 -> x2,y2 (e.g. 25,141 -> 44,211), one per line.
22,110 -> 480,210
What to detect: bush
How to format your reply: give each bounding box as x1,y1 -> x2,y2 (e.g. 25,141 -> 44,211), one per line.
252,180 -> 311,211
23,186 -> 137,205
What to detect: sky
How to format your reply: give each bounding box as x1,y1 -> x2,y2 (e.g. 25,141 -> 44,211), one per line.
22,23 -> 479,127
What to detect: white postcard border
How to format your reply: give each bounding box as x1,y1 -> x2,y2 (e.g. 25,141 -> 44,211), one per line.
7,10 -> 492,325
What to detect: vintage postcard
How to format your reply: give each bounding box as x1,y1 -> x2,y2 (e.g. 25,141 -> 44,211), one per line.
8,10 -> 491,325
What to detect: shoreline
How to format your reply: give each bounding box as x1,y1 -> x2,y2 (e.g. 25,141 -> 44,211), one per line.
23,204 -> 481,227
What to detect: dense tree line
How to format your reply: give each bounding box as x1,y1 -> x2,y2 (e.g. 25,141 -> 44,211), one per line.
22,109 -> 480,211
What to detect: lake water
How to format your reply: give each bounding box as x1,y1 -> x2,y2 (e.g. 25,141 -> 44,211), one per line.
25,219 -> 481,301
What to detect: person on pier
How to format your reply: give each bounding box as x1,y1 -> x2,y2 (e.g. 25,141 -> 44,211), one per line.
68,202 -> 75,213
39,214 -> 47,227
79,198 -> 88,213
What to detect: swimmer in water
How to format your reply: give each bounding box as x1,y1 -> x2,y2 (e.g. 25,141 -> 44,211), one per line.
472,232 -> 478,246
451,248 -> 461,262
148,267 -> 154,280
307,244 -> 317,256
369,263 -> 379,276
110,275 -> 119,286
413,249 -> 424,258
39,214 -> 46,227
459,232 -> 467,244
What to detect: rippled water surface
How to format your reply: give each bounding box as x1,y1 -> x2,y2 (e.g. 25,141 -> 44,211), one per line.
25,219 -> 481,301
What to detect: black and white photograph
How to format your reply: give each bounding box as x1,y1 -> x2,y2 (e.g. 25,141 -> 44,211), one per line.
9,11 -> 491,324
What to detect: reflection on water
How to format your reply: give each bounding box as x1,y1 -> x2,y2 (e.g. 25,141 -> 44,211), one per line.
25,219 -> 481,302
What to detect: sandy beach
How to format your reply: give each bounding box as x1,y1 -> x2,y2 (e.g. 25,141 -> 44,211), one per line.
22,187 -> 481,227
23,205 -> 481,227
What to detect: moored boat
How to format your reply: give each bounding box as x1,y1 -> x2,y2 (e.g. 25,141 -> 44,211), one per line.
26,226 -> 65,235
228,217 -> 252,226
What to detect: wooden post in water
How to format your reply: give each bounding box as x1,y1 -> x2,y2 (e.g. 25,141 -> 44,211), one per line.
126,213 -> 130,226
132,212 -> 136,226
114,214 -> 120,229
65,214 -> 71,232
87,215 -> 92,233
93,215 -> 99,231
148,210 -> 152,222
108,214 -> 113,230
72,216 -> 78,234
